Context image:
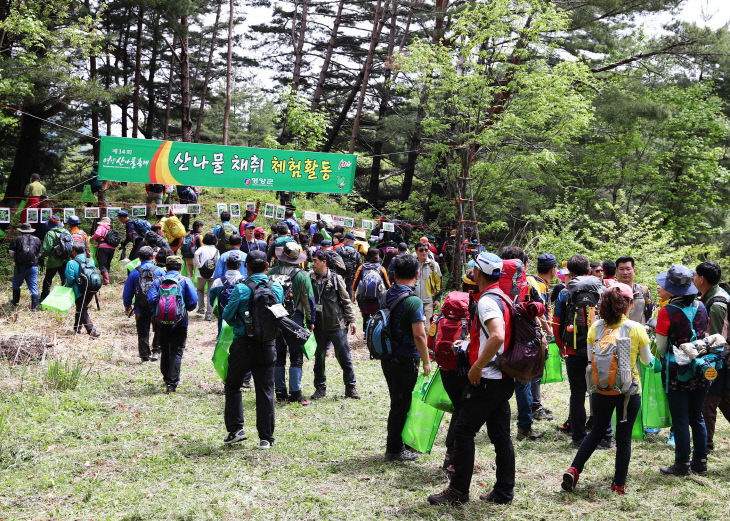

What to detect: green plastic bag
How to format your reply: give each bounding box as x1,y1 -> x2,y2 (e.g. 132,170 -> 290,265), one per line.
126,257 -> 142,272
641,362 -> 672,429
402,374 -> 445,454
212,321 -> 234,383
40,286 -> 76,313
422,368 -> 454,413
302,333 -> 316,360
541,342 -> 564,384
90,244 -> 98,263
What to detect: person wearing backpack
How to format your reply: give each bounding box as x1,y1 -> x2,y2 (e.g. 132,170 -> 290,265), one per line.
221,250 -> 284,448
694,262 -> 730,452
147,255 -> 198,393
144,231 -> 173,263
283,208 -> 300,235
554,255 -> 606,448
117,210 -> 149,261
352,248 -> 390,327
123,246 -> 166,361
180,220 -> 203,278
654,265 -> 711,476
561,283 -> 653,495
268,242 -> 315,404
40,216 -> 71,302
616,256 -> 653,325
338,233 -> 361,299
66,216 -> 91,256
212,234 -> 247,280
194,232 -> 220,321
414,242 -> 442,330
309,249 -> 360,401
380,254 -> 431,461
214,211 -> 237,253
210,251 -> 246,334
90,217 -> 119,285
428,252 -> 515,506
65,243 -> 101,338
9,222 -> 42,310
267,223 -> 296,263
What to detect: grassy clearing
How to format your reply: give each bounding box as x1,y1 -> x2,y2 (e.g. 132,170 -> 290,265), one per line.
1,285 -> 730,521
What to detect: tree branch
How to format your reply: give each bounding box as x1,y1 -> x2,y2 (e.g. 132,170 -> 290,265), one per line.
589,40 -> 695,73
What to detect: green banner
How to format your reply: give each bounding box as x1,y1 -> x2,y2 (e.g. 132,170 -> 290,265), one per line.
98,136 -> 357,194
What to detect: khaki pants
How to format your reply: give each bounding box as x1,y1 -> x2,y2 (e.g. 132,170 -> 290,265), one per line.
196,276 -> 213,317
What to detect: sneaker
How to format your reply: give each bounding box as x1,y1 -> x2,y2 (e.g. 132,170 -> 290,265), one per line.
276,391 -> 288,403
345,385 -> 361,399
205,314 -> 213,321
427,486 -> 469,506
149,352 -> 161,361
479,490 -> 512,505
667,432 -> 675,447
533,407 -> 553,421
660,462 -> 690,476
516,428 -> 545,441
690,459 -> 708,476
165,384 -> 176,394
385,449 -> 418,462
611,483 -> 625,495
223,429 -> 247,445
196,308 -> 205,314
288,392 -> 310,406
310,386 -> 327,400
557,420 -> 572,434
561,467 -> 579,491
645,427 -> 661,435
140,357 -> 150,362
89,329 -> 101,338
598,437 -> 615,450
257,439 -> 275,450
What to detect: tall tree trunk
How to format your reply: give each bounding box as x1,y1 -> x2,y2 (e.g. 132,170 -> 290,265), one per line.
322,69 -> 364,152
311,0 -> 345,112
222,0 -> 234,145
144,16 -> 161,139
194,0 -> 223,142
164,35 -> 176,140
279,0 -> 309,146
120,17 -> 132,138
132,5 -> 144,138
349,0 -> 390,154
180,16 -> 192,143
368,0 -> 398,204
84,0 -> 99,160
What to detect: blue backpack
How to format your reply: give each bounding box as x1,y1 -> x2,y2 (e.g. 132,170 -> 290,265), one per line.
219,276 -> 244,312
134,219 -> 152,235
365,290 -> 413,360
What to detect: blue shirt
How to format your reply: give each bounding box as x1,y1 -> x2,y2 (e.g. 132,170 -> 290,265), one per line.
65,254 -> 96,299
146,271 -> 198,327
123,260 -> 166,311
284,218 -> 300,235
213,249 -> 248,280
222,273 -> 284,338
553,288 -> 568,321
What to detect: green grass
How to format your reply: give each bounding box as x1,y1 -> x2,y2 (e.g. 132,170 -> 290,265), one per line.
1,289 -> 730,520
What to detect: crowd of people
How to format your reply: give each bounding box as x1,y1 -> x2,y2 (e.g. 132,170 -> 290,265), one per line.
5,185 -> 730,506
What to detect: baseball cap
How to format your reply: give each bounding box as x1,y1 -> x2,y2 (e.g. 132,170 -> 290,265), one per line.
321,239 -> 332,247
537,253 -> 558,272
165,255 -> 182,268
246,250 -> 267,264
344,233 -> 356,241
228,250 -> 242,263
49,214 -> 61,224
66,215 -> 80,225
117,210 -> 129,217
474,252 -> 503,277
613,282 -> 634,301
244,222 -> 255,229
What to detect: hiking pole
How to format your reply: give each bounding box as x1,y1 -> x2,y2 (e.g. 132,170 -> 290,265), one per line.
94,293 -> 100,311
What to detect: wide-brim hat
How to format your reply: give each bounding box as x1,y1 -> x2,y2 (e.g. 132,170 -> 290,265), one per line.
656,264 -> 697,296
17,223 -> 35,233
353,229 -> 367,240
275,243 -> 307,264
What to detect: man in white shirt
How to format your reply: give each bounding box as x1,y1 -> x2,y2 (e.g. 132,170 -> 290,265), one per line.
428,252 -> 515,506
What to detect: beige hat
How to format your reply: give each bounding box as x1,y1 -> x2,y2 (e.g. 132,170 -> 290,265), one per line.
100,217 -> 111,225
353,229 -> 367,240
275,242 -> 308,264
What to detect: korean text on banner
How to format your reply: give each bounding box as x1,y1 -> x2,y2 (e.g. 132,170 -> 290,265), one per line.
98,136 -> 357,194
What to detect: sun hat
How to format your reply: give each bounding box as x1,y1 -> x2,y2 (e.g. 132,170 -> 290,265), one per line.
353,229 -> 367,240
473,252 -> 503,277
275,242 -> 308,265
656,264 -> 698,296
100,217 -> 111,225
17,222 -> 35,233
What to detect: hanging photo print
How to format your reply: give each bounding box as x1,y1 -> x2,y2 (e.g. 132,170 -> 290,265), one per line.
40,208 -> 52,222
264,203 -> 275,218
303,211 -> 317,221
230,203 -> 241,218
217,203 -> 228,216
187,204 -> 201,215
172,204 -> 188,215
131,206 -> 147,218
246,202 -> 256,212
156,204 -> 170,216
382,222 -> 395,232
0,208 -> 9,224
275,205 -> 286,220
343,217 -> 355,228
25,208 -> 39,223
361,219 -> 374,230
63,208 -> 76,221
106,207 -> 122,219
84,207 -> 101,219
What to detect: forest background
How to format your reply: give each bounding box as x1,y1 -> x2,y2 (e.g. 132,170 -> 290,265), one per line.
1,0 -> 730,286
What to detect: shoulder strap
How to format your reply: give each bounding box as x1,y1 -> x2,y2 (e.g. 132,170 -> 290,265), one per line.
388,291 -> 412,312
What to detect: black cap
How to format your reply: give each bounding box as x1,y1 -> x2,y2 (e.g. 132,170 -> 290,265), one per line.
246,250 -> 267,263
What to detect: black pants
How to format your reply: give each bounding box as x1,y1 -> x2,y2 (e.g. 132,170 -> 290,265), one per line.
703,393 -> 730,450
181,213 -> 191,231
571,393 -> 641,487
41,264 -> 67,301
96,247 -> 115,274
157,324 -> 187,388
381,357 -> 420,454
224,336 -> 276,442
566,354 -> 588,443
74,293 -> 94,334
128,237 -> 144,261
135,312 -> 154,360
441,369 -> 468,454
450,377 -> 515,500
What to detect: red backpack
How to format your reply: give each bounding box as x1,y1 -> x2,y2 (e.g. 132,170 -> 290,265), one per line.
428,292 -> 470,371
498,259 -> 531,302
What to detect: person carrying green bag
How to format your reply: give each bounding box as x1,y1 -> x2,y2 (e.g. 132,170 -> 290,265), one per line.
561,283 -> 654,496
380,254 -> 431,462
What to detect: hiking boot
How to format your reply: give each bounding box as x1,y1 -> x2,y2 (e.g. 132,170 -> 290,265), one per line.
516,428 -> 544,441
89,329 -> 101,339
611,483 -> 625,495
310,386 -> 327,400
427,486 -> 469,506
479,490 -> 512,505
102,272 -> 110,285
288,391 -> 310,406
223,429 -> 247,445
660,462 -> 690,476
345,385 -> 361,399
597,437 -> 615,450
557,420 -> 572,434
276,390 -> 288,403
257,439 -> 275,450
10,289 -> 20,306
570,437 -> 585,449
690,459 -> 708,476
385,449 -> 418,462
140,357 -> 150,362
204,313 -> 212,321
165,384 -> 176,394
31,296 -> 39,312
533,407 -> 553,421
561,467 -> 579,491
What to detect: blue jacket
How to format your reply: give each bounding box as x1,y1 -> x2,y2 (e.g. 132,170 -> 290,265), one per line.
147,271 -> 198,327
65,254 -> 95,299
213,249 -> 248,280
123,260 -> 166,312
284,218 -> 300,235
222,273 -> 284,338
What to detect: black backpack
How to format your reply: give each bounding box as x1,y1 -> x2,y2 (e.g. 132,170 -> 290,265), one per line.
324,250 -> 347,278
269,266 -> 300,316
339,245 -> 360,282
76,258 -> 102,295
50,229 -> 74,260
135,265 -> 157,309
104,228 -> 121,248
245,279 -> 280,342
199,257 -> 217,279
560,277 -> 601,354
16,234 -> 40,266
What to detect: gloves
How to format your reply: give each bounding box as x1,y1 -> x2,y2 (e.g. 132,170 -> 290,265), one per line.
706,334 -> 726,348
678,342 -> 699,360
